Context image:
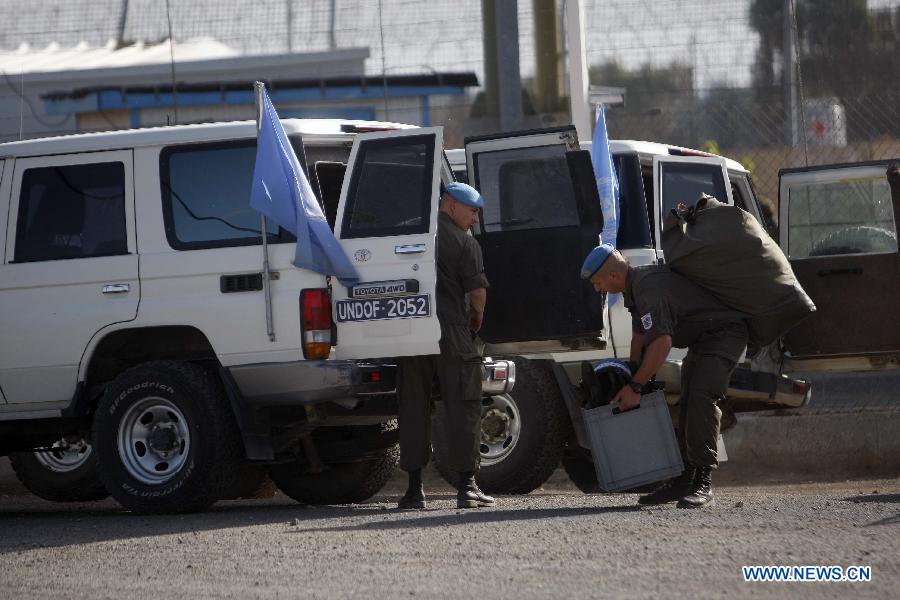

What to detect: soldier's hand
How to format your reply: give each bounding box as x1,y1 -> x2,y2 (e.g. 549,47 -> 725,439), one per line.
611,385 -> 641,412
469,309 -> 484,333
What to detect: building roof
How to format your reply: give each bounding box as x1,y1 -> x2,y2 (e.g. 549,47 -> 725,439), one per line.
0,38 -> 236,75
0,38 -> 369,88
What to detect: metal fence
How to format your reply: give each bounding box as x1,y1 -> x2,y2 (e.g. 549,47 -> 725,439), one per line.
1,0 -> 898,214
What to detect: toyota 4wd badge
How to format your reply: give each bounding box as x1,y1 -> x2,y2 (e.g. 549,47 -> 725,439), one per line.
353,249 -> 371,262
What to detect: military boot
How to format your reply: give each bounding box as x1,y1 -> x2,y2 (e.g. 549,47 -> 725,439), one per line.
397,469 -> 426,509
677,465 -> 715,509
457,472 -> 495,508
637,464 -> 696,505
471,480 -> 496,507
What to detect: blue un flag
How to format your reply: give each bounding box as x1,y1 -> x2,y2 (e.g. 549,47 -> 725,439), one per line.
591,104 -> 620,247
250,84 -> 359,286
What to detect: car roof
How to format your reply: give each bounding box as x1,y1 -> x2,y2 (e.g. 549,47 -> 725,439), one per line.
446,140 -> 747,173
0,119 -> 416,158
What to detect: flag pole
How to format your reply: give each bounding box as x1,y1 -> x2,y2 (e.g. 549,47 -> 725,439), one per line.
254,81 -> 276,342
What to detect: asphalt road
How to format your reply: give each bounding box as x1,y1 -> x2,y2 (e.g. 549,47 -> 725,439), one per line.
1,463 -> 898,599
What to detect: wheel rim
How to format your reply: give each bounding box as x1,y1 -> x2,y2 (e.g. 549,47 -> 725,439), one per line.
117,396 -> 190,485
34,437 -> 92,473
479,394 -> 521,466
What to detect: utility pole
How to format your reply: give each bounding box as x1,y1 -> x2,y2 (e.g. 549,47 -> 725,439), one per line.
565,0 -> 591,142
116,0 -> 129,47
481,0 -> 499,117
782,0 -> 798,147
287,0 -> 294,53
481,0 -> 523,131
495,0 -> 523,131
533,0 -> 561,113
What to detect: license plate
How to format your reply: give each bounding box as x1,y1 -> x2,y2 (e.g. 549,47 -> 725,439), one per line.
335,294 -> 431,322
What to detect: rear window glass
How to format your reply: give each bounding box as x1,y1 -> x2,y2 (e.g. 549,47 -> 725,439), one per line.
475,145 -> 579,233
340,135 -> 435,239
160,139 -> 303,250
787,174 -> 897,259
659,162 -> 728,219
15,162 -> 127,262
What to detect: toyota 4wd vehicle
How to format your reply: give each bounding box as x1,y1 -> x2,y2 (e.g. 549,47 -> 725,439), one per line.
0,120 -> 515,513
444,134 -> 898,494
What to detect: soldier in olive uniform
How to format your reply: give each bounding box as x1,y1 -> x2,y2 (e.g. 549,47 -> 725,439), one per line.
396,182 -> 495,510
581,244 -> 747,508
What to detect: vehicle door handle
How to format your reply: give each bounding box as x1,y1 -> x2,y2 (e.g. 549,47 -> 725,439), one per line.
102,283 -> 130,294
395,244 -> 426,255
817,267 -> 862,277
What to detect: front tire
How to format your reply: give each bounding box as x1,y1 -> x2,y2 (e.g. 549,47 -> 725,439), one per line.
93,361 -> 242,514
9,436 -> 109,502
433,358 -> 569,494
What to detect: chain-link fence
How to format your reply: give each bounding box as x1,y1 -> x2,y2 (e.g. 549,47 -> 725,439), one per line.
1,0 -> 898,211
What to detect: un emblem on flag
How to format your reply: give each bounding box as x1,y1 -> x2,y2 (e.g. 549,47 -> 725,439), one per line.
353,249 -> 372,262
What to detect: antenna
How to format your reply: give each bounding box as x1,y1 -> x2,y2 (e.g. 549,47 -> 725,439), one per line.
377,0 -> 389,120
165,0 -> 179,124
19,70 -> 24,140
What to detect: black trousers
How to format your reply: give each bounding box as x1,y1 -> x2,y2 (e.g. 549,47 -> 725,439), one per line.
397,324 -> 483,474
679,321 -> 748,468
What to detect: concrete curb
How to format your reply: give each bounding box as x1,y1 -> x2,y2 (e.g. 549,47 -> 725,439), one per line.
721,410 -> 900,479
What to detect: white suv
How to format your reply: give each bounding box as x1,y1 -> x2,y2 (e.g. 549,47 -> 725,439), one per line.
0,120 -> 513,513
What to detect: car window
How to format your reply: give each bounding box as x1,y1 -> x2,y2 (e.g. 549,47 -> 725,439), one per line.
474,145 -> 579,233
160,139 -> 301,250
659,162 -> 728,218
14,162 -> 127,262
787,175 -> 897,259
340,134 -> 434,239
613,153 -> 652,249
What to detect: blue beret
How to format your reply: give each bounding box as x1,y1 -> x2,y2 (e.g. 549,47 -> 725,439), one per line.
445,182 -> 484,209
580,244 -> 615,279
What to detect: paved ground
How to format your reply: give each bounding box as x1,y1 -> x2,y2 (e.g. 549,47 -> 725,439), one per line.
2,370 -> 898,598
1,462 -> 898,599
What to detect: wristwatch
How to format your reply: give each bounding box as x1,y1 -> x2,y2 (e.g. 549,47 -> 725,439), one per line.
627,379 -> 644,394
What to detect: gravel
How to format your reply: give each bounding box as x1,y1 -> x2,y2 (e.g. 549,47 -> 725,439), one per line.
1,460 -> 898,599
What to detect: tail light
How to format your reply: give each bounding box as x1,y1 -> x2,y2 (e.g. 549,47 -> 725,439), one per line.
301,289 -> 334,359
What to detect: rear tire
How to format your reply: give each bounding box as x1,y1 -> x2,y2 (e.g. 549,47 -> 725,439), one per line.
93,361 -> 243,514
269,422 -> 399,505
433,358 -> 569,494
9,437 -> 109,502
562,448 -> 602,494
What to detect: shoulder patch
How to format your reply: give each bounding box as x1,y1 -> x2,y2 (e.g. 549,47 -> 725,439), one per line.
641,313 -> 653,331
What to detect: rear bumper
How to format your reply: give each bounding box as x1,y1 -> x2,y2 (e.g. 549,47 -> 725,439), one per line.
228,360 -> 396,407
228,356 -> 516,408
725,368 -> 812,412
658,361 -> 811,412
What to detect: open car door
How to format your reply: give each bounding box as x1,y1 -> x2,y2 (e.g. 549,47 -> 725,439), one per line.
652,155 -> 733,261
779,161 -> 900,359
464,126 -> 605,346
331,128 -> 443,360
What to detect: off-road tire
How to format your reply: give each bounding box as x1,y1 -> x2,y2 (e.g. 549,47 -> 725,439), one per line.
561,448 -> 602,494
93,361 -> 243,514
432,358 -> 569,494
220,464 -> 277,500
269,422 -> 399,505
9,442 -> 109,502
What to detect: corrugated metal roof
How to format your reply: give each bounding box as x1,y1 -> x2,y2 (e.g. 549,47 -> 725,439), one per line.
0,38 -> 236,76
